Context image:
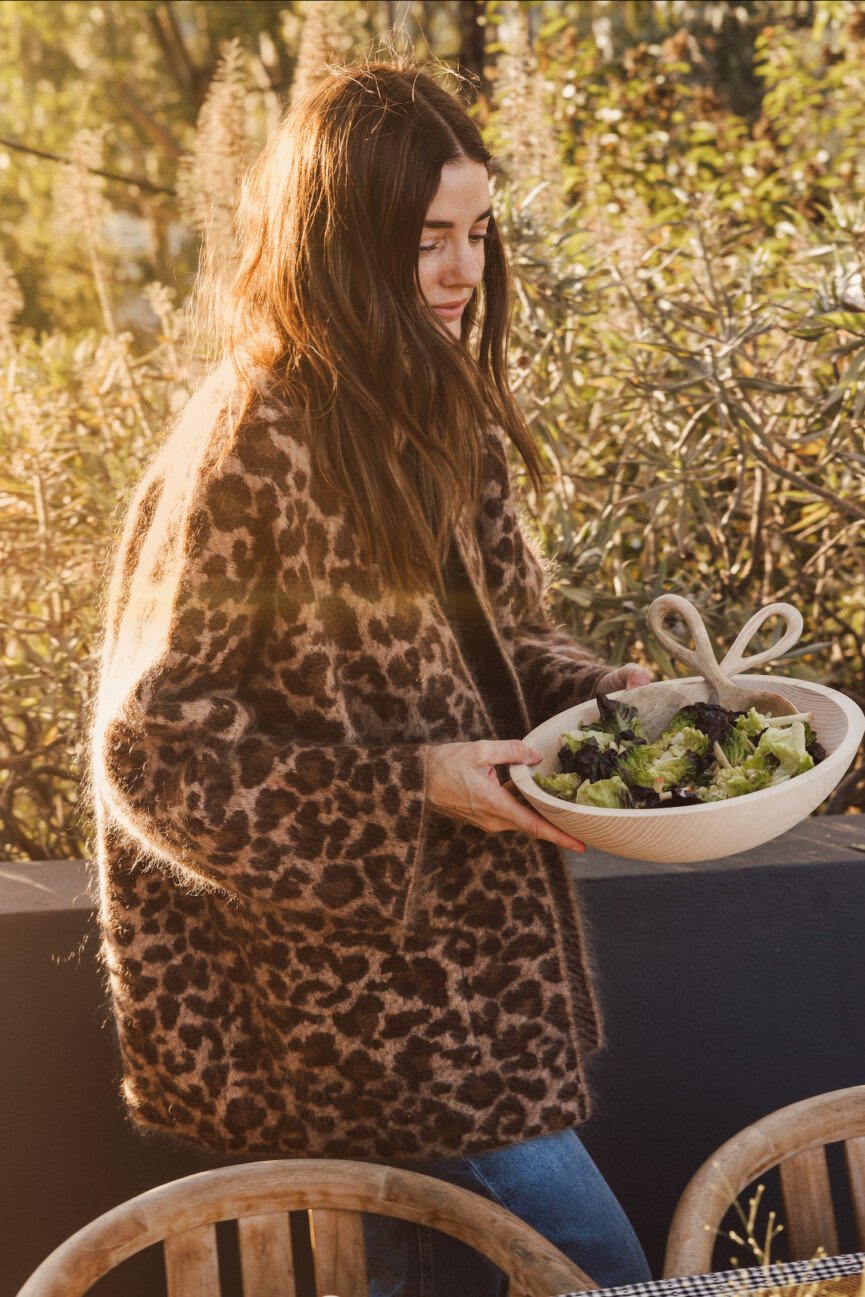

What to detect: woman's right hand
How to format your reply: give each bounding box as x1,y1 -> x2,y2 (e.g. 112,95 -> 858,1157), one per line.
426,739 -> 587,853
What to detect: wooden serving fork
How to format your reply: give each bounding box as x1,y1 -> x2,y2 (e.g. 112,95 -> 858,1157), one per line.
618,594 -> 805,741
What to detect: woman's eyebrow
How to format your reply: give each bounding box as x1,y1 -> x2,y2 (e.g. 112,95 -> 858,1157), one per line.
422,207 -> 493,229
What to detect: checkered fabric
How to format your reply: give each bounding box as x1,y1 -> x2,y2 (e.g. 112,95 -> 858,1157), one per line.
559,1252 -> 865,1297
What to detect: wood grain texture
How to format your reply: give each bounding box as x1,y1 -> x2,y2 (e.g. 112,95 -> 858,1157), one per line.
164,1222 -> 221,1297
310,1209 -> 367,1297
779,1146 -> 839,1259
511,676 -> 864,865
237,1212 -> 296,1297
16,1158 -> 597,1297
845,1137 -> 865,1252
664,1085 -> 865,1276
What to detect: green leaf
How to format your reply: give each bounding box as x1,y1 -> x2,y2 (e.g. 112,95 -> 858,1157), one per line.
819,312 -> 865,335
538,15 -> 569,39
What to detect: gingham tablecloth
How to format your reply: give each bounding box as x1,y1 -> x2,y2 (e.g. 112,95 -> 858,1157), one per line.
558,1252 -> 865,1297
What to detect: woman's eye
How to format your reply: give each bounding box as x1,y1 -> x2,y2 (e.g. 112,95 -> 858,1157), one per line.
418,232 -> 491,255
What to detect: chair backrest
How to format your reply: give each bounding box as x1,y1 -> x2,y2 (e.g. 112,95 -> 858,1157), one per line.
664,1085 -> 865,1277
16,1156 -> 598,1297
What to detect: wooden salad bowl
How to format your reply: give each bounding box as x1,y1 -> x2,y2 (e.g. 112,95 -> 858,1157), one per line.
510,675 -> 864,865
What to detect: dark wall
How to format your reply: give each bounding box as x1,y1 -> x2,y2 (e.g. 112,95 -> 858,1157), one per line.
574,825 -> 865,1275
0,872 -> 316,1297
3,816 -> 865,1295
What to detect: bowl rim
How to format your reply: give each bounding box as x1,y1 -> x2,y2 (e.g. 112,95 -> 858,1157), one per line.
509,673 -> 865,819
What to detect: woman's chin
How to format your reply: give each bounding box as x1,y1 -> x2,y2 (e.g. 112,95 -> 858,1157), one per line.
435,315 -> 462,341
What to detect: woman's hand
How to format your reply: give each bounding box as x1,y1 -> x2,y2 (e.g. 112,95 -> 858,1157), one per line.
427,739 -> 588,853
595,662 -> 653,692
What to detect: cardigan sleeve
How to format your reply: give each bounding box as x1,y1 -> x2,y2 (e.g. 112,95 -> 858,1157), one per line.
482,427 -> 614,727
93,429 -> 430,929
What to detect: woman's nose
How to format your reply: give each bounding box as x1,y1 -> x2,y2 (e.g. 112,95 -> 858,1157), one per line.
441,241 -> 483,290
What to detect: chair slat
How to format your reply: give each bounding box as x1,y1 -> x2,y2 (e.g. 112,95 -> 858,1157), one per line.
779,1146 -> 839,1259
18,1157 -> 593,1297
164,1222 -> 221,1297
845,1135 -> 865,1251
237,1212 -> 296,1297
310,1208 -> 368,1297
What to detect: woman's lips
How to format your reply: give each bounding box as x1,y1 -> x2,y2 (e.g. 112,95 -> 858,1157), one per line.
433,300 -> 468,319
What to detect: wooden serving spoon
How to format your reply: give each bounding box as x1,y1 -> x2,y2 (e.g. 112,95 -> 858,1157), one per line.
617,594 -> 805,741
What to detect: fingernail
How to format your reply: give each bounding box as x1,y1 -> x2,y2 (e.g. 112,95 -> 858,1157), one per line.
530,750 -> 543,762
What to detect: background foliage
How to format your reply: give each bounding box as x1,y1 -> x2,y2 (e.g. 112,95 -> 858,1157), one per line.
1,0 -> 864,861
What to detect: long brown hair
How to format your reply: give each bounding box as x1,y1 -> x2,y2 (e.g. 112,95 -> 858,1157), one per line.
199,54 -> 545,597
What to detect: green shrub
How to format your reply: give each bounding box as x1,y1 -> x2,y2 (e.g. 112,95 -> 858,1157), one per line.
2,6 -> 864,861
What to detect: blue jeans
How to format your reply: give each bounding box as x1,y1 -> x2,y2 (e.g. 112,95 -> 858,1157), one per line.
361,1128 -> 653,1295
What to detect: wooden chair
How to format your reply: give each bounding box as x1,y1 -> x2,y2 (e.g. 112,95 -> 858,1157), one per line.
16,1156 -> 598,1297
664,1084 -> 865,1277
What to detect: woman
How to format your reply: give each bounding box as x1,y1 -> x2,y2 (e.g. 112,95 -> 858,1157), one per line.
87,57 -> 653,1293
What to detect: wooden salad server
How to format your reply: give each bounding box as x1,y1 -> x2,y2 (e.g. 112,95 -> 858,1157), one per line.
617,594 -> 805,741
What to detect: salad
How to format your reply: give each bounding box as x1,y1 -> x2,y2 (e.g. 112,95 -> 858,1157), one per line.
533,695 -> 827,809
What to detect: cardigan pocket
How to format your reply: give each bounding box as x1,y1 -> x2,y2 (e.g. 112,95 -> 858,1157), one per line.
400,808 -> 510,936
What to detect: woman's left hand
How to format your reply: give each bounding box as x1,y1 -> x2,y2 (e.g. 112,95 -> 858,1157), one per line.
595,662 -> 654,692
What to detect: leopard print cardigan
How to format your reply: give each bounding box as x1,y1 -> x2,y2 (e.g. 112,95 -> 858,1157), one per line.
90,374 -> 614,1163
